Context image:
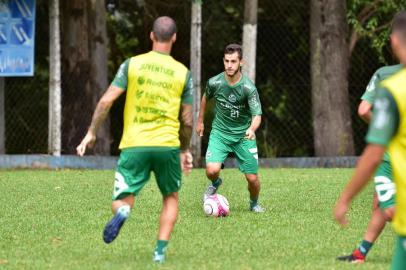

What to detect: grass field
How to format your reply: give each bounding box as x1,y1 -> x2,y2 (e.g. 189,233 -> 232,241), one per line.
0,168 -> 396,270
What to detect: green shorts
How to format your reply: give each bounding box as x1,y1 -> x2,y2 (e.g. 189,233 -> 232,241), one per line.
113,147 -> 181,200
374,159 -> 396,209
391,235 -> 406,270
205,130 -> 259,174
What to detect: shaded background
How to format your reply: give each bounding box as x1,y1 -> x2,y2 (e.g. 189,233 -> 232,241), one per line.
3,0 -> 400,157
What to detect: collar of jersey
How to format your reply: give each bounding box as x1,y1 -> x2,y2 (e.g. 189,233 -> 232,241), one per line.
223,72 -> 243,88
151,50 -> 170,56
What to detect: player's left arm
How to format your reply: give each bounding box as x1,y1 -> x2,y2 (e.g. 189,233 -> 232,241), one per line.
179,71 -> 194,175
358,72 -> 379,123
246,87 -> 262,140
246,115 -> 261,140
334,88 -> 399,226
358,100 -> 373,123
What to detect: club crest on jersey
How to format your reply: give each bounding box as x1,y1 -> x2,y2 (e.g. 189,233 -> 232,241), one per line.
228,94 -> 236,103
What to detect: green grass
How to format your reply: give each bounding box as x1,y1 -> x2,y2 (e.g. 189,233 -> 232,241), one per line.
0,169 -> 395,270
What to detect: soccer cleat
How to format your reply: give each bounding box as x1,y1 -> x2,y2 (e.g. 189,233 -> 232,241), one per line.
203,179 -> 222,201
336,249 -> 366,263
103,213 -> 126,244
153,251 -> 165,263
250,204 -> 265,213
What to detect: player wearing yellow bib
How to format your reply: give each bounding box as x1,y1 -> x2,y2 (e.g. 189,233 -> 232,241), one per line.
76,17 -> 193,264
334,11 -> 406,270
337,66 -> 401,263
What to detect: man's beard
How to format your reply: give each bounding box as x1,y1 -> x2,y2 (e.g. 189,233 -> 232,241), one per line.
225,68 -> 238,77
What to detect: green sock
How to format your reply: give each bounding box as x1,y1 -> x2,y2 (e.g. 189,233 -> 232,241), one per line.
358,240 -> 373,256
155,240 -> 168,255
250,198 -> 258,208
212,178 -> 222,188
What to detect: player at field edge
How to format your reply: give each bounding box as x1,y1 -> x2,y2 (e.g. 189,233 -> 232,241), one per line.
334,11 -> 406,270
336,24 -> 401,264
76,16 -> 194,264
196,44 -> 265,213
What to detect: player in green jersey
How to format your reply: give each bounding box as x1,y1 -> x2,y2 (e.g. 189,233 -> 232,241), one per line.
196,44 -> 264,212
76,17 -> 193,263
337,25 -> 401,265
334,11 -> 406,270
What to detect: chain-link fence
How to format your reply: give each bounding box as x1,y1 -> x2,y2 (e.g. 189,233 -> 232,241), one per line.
1,0 -> 398,157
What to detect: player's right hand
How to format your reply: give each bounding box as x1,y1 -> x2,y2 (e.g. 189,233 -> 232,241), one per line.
76,131 -> 96,156
195,122 -> 204,137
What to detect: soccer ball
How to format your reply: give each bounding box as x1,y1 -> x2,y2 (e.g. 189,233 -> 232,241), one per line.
203,194 -> 229,217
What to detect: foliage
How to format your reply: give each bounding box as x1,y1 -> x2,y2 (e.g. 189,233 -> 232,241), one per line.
4,0 -> 406,156
0,168 -> 396,269
347,0 -> 406,62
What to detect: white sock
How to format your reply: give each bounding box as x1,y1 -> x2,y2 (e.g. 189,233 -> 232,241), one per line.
117,204 -> 130,218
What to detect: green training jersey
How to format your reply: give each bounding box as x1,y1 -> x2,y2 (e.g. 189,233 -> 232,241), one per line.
366,88 -> 399,146
205,72 -> 262,139
361,64 -> 403,104
361,64 -> 402,161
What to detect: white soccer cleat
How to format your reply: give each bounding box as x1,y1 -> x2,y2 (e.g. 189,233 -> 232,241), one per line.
153,251 -> 165,263
250,204 -> 265,213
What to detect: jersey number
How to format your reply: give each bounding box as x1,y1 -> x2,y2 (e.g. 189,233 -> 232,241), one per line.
231,109 -> 239,118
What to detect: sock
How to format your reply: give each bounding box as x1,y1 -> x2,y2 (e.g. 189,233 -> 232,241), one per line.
155,240 -> 168,255
116,204 -> 130,219
250,197 -> 258,208
212,178 -> 222,188
357,240 -> 373,256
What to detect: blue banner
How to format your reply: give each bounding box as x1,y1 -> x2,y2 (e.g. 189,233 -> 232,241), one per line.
0,0 -> 36,76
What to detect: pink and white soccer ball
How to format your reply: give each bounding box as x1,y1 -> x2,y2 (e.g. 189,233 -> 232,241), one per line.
203,194 -> 230,217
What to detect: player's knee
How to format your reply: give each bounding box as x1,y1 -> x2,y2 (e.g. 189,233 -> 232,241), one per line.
384,207 -> 395,221
245,174 -> 259,184
206,165 -> 221,179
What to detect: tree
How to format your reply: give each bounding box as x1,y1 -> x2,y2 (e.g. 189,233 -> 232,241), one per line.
49,0 -> 62,156
311,0 -> 354,156
190,0 -> 202,165
242,0 -> 258,83
348,0 -> 406,59
60,0 -> 110,155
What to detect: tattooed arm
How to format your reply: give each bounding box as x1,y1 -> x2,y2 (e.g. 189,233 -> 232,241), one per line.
179,103 -> 193,175
76,85 -> 125,156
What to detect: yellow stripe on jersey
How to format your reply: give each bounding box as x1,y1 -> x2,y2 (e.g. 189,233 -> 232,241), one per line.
381,68 -> 406,236
119,51 -> 188,149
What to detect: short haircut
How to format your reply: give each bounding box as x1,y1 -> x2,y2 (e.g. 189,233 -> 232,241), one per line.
392,11 -> 406,41
224,44 -> 243,59
152,16 -> 177,42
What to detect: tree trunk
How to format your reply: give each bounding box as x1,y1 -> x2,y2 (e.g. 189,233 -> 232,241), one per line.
310,0 -> 354,156
190,0 -> 202,165
61,0 -> 110,155
0,77 -> 4,154
242,0 -> 257,83
89,0 -> 110,154
49,0 -> 62,156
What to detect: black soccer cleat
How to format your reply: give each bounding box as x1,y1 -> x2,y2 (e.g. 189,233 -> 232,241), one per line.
103,213 -> 126,244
